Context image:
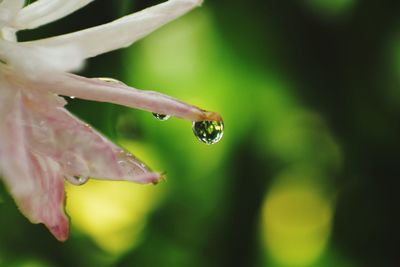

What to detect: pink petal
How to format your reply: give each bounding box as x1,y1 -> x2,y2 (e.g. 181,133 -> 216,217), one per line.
20,72 -> 222,122
21,89 -> 163,184
24,153 -> 69,241
0,80 -> 162,240
0,91 -> 68,241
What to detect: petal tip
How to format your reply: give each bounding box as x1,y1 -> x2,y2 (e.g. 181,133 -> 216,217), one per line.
47,219 -> 69,242
152,172 -> 167,185
198,111 -> 223,122
123,171 -> 165,185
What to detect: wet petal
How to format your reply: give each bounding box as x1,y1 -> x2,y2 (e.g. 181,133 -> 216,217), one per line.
0,75 -> 164,240
19,88 -> 162,184
19,72 -> 222,122
13,0 -> 94,30
0,0 -> 219,242
23,0 -> 203,61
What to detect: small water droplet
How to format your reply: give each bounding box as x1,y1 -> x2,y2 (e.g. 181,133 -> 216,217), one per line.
95,77 -> 124,85
69,96 -> 75,99
39,120 -> 46,127
192,120 -> 224,145
64,175 -> 89,185
118,160 -> 126,167
152,113 -> 170,121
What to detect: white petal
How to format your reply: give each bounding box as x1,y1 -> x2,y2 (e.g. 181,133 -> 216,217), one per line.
23,0 -> 203,60
0,40 -> 84,76
0,0 -> 24,28
12,0 -> 94,30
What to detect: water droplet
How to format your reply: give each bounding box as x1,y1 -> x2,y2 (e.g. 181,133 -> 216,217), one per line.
152,113 -> 170,121
69,96 -> 75,99
192,120 -> 224,145
95,77 -> 124,85
118,160 -> 126,167
117,150 -> 150,176
64,175 -> 89,185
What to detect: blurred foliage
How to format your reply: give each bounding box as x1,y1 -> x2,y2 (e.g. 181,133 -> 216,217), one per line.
2,0 -> 400,267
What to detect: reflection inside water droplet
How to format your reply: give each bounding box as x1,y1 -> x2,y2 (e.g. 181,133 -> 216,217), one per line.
152,113 -> 170,121
64,175 -> 89,185
192,120 -> 224,145
69,96 -> 76,99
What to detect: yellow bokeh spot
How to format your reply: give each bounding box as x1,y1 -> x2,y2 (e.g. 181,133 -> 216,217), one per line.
66,180 -> 161,254
261,181 -> 333,266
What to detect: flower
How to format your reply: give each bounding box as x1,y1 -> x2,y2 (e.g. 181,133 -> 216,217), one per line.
0,0 -> 221,241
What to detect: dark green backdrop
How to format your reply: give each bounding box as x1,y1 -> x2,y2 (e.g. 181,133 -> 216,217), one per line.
1,1 -> 399,266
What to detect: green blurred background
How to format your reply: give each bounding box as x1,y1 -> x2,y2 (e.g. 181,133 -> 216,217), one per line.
1,0 -> 400,266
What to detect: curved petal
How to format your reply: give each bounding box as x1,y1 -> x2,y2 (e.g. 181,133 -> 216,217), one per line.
0,40 -> 84,76
0,78 -> 163,241
18,72 -> 222,122
0,90 -> 68,241
12,0 -> 94,30
20,90 -> 162,184
23,0 -> 203,61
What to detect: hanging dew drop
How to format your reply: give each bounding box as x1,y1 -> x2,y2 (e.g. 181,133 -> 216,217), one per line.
64,175 -> 89,185
192,120 -> 224,145
69,96 -> 76,99
152,113 -> 170,121
75,175 -> 89,185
